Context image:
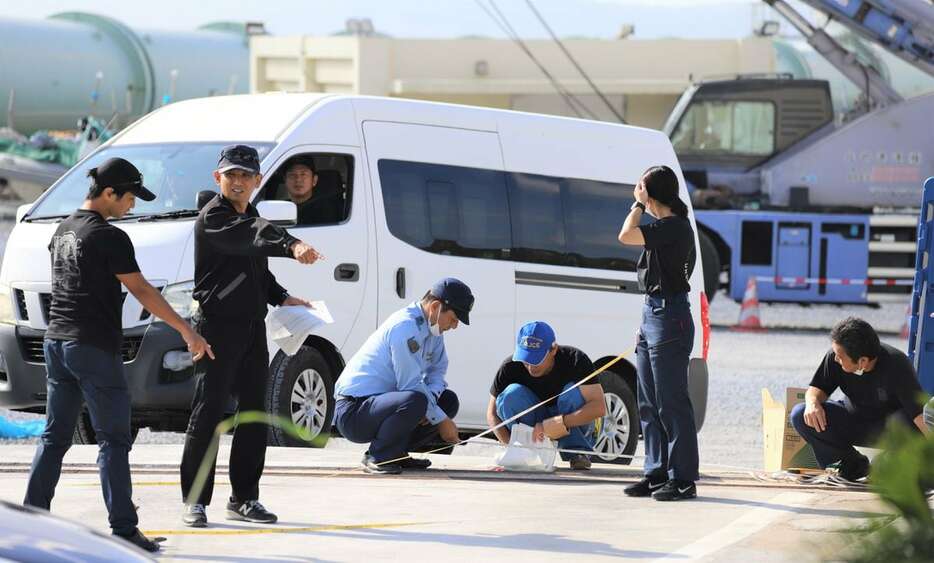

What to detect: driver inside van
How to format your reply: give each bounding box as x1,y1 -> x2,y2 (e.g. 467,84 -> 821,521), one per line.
281,158 -> 343,225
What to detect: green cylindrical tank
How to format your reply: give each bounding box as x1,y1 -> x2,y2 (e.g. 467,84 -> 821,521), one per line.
0,12 -> 249,133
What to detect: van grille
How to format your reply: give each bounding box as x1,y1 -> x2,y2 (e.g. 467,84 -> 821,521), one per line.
39,293 -> 51,323
14,290 -> 28,321
19,335 -> 144,364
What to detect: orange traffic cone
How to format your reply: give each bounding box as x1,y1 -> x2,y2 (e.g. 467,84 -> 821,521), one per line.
900,303 -> 911,339
737,277 -> 763,331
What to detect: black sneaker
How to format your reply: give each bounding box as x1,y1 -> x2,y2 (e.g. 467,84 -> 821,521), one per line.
838,453 -> 870,482
361,454 -> 403,475
183,503 -> 207,527
226,499 -> 278,524
623,475 -> 668,497
113,528 -> 163,553
399,456 -> 432,470
652,479 -> 697,501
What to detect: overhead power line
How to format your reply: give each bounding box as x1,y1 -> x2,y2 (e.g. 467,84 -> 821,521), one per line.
474,0 -> 599,120
523,0 -> 627,124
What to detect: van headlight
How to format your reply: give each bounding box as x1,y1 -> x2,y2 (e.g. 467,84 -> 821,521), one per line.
0,284 -> 15,325
162,281 -> 197,320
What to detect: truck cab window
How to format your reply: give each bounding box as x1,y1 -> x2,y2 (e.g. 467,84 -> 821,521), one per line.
671,101 -> 775,156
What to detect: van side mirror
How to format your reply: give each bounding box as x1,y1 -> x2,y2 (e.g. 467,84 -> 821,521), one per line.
16,204 -> 32,223
256,200 -> 297,227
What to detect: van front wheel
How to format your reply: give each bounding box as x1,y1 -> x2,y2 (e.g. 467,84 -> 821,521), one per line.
592,371 -> 639,465
266,346 -> 335,448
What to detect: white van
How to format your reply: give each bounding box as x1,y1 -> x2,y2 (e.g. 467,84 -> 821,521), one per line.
0,94 -> 709,463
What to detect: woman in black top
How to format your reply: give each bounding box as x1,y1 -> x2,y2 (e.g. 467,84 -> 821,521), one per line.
617,165 -> 699,501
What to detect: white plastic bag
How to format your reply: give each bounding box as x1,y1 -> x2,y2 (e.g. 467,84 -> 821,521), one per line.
494,423 -> 557,472
266,302 -> 334,356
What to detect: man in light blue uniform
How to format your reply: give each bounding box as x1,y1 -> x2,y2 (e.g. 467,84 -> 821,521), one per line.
334,278 -> 474,474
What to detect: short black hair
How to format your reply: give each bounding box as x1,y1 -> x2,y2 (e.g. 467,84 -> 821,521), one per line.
286,157 -> 317,174
85,168 -> 133,200
830,317 -> 881,361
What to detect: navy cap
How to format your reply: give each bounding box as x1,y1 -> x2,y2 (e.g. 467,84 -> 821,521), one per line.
92,157 -> 156,201
429,278 -> 474,325
513,321 -> 556,366
217,144 -> 261,174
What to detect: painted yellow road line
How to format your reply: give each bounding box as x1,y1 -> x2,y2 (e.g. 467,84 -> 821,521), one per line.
144,521 -> 427,536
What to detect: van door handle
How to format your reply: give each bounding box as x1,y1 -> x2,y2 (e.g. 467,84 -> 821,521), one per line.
395,267 -> 406,298
334,263 -> 359,282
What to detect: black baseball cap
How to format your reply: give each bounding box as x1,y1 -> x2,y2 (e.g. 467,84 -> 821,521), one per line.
430,278 -> 475,325
217,144 -> 261,174
91,157 -> 156,201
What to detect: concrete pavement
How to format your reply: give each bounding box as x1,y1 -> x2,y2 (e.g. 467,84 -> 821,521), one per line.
0,444 -> 886,562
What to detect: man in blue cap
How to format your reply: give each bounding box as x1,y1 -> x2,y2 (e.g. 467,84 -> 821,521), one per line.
487,322 -> 606,470
334,278 -> 474,474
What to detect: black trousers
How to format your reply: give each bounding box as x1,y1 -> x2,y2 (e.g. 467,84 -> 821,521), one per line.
180,318 -> 269,506
334,389 -> 459,462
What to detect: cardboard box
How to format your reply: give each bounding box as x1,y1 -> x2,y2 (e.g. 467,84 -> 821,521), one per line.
762,387 -> 820,471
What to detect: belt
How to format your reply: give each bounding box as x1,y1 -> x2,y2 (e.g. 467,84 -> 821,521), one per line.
645,294 -> 689,308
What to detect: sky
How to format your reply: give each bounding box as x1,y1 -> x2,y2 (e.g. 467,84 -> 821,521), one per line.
0,0 -> 796,40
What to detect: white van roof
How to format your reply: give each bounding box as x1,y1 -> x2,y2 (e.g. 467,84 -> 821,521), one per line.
113,93 -> 332,145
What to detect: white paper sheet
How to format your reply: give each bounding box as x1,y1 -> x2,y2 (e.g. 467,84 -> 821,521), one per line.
266,301 -> 334,356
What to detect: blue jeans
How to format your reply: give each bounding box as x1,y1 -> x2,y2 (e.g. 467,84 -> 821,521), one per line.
335,389 -> 459,462
24,339 -> 137,535
636,294 -> 699,482
789,400 -> 918,467
495,382 -> 594,461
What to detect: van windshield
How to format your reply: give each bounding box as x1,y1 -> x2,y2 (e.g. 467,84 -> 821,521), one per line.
26,143 -> 274,220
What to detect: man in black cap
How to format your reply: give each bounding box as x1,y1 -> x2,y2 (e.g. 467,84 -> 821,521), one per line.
333,278 -> 474,474
24,157 -> 213,553
180,144 -> 321,528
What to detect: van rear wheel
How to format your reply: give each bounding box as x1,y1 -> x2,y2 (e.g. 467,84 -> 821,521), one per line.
266,346 -> 335,448
592,371 -> 639,465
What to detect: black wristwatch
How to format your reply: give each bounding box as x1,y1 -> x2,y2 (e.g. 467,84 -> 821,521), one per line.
633,202 -> 646,212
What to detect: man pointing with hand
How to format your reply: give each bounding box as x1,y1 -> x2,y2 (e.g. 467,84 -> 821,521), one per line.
180,145 -> 321,528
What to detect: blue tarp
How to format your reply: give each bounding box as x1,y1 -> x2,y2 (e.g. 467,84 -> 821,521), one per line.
0,415 -> 45,438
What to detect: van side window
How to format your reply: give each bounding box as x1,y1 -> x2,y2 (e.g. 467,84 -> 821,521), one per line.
379,160 -> 511,259
563,177 -> 643,271
263,154 -> 353,226
507,173 -> 567,264
378,159 -> 646,272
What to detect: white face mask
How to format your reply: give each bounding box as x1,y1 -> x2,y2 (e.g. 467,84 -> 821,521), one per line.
429,305 -> 442,337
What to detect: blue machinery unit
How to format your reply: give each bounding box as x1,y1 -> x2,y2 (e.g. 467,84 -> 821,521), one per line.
907,177 -> 934,394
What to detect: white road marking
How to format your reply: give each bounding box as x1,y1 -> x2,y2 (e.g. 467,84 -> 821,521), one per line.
654,491 -> 815,562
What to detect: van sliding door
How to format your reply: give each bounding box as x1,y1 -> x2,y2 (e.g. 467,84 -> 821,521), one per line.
362,121 -> 516,427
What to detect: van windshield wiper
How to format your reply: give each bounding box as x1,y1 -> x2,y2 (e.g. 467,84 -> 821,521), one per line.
136,209 -> 200,222
22,213 -> 72,222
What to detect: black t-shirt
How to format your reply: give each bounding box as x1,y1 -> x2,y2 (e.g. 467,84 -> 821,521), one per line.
637,216 -> 696,296
809,343 -> 924,421
295,194 -> 342,226
45,210 -> 140,353
490,346 -> 595,407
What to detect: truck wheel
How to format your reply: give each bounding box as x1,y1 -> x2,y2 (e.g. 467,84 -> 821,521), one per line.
266,346 -> 334,448
697,229 -> 721,302
72,410 -> 139,445
592,370 -> 639,465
